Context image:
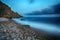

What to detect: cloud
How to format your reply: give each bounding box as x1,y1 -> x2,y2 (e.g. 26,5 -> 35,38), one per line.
26,3 -> 60,15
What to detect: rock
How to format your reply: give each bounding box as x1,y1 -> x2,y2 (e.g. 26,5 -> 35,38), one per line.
22,25 -> 31,29
0,18 -> 9,22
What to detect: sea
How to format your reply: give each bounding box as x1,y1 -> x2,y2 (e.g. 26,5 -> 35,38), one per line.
12,17 -> 60,35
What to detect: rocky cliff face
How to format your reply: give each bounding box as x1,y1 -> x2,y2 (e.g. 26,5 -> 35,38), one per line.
0,1 -> 22,18
0,1 -> 60,40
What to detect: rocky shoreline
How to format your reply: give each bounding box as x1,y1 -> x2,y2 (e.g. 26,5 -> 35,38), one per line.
0,18 -> 60,40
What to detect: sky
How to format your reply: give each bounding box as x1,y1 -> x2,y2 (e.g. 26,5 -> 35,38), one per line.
1,0 -> 60,15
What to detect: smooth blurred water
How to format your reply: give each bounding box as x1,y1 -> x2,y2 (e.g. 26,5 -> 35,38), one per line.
23,17 -> 60,25
12,18 -> 60,35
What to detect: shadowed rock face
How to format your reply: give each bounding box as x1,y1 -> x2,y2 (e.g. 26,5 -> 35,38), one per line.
0,1 -> 22,19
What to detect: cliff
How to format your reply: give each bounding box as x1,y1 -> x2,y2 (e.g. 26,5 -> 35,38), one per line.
0,1 -> 22,18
